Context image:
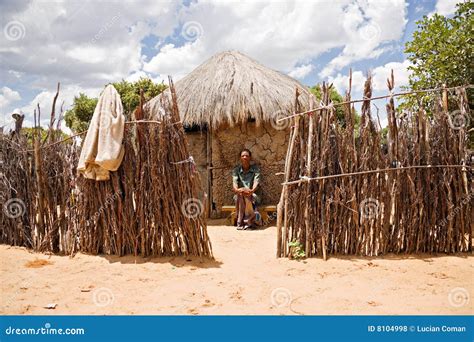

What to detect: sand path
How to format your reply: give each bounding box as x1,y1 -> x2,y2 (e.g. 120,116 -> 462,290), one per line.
1,224 -> 472,315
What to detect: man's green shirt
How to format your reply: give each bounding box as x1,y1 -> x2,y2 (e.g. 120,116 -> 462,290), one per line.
232,164 -> 261,189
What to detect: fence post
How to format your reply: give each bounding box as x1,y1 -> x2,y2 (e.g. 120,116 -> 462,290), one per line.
442,83 -> 448,112
33,109 -> 45,245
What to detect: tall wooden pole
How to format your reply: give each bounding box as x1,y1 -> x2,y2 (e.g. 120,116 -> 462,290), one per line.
206,123 -> 213,217
33,107 -> 45,247
304,95 -> 315,257
277,88 -> 301,257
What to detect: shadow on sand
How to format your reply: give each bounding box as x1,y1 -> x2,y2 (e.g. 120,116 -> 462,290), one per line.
101,254 -> 222,269
318,252 -> 472,262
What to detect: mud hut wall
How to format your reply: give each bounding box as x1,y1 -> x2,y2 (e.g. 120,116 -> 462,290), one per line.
185,132 -> 208,197
210,122 -> 288,216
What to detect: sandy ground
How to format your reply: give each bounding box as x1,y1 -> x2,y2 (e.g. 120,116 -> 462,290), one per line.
1,223 -> 473,315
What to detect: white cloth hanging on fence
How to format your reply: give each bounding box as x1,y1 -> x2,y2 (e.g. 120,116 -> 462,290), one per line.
77,84 -> 125,181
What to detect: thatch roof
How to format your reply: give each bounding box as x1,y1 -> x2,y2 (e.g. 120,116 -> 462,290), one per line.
147,50 -> 310,128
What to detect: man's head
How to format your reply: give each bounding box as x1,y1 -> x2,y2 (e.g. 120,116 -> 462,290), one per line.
240,148 -> 252,166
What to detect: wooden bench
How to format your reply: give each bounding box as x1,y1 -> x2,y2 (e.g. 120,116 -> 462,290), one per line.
221,205 -> 277,226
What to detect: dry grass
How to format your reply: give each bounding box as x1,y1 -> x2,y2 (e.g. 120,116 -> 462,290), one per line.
24,258 -> 53,268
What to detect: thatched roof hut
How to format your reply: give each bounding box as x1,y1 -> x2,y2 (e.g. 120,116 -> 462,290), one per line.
148,50 -> 310,127
147,50 -> 311,218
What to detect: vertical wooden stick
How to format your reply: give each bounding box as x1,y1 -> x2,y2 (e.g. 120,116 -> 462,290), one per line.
442,84 -> 448,112
206,123 -> 213,217
304,95 -> 315,256
33,107 -> 45,245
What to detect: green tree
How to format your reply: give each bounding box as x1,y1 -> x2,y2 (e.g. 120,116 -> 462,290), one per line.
64,78 -> 168,133
21,127 -> 69,146
20,127 -> 47,145
402,1 -> 473,111
112,78 -> 168,114
64,93 -> 98,133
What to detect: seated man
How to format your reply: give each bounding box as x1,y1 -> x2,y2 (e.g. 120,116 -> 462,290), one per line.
232,148 -> 261,230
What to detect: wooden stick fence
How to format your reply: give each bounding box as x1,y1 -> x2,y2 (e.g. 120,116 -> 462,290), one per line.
0,80 -> 212,258
1,75 -> 471,259
276,84 -> 473,123
277,73 -> 472,258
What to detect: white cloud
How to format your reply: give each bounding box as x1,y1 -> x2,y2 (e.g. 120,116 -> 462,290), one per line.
288,64 -> 314,80
432,0 -> 458,16
0,0 -> 181,131
144,42 -> 206,81
145,0 -> 408,81
328,70 -> 367,95
327,59 -> 412,129
1,0 -> 410,87
125,70 -> 151,83
18,84 -> 102,131
0,0 -> 180,88
320,0 -> 408,78
0,86 -> 21,108
1,0 -> 411,132
328,60 -> 411,95
372,60 -> 412,91
65,46 -> 109,64
414,5 -> 425,14
0,86 -> 22,131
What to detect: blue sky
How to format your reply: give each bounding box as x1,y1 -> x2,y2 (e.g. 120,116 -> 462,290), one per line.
0,0 -> 461,132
